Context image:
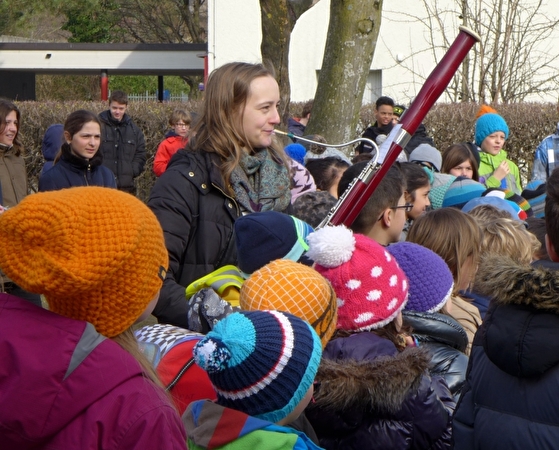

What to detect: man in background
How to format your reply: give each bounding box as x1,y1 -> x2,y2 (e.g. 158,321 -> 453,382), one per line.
99,90 -> 146,194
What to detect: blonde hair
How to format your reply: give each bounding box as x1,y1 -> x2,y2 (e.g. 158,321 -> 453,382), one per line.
478,218 -> 539,264
407,208 -> 482,294
191,62 -> 287,192
467,204 -> 512,226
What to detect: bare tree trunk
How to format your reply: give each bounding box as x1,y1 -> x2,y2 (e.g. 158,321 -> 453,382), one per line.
259,0 -> 318,127
306,0 -> 383,145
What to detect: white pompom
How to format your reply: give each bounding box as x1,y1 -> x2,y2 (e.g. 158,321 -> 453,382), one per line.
306,225 -> 356,268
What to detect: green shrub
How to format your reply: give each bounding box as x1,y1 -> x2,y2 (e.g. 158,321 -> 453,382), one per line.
16,100 -> 557,203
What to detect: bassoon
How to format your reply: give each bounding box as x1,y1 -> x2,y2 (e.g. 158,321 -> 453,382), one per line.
320,26 -> 481,228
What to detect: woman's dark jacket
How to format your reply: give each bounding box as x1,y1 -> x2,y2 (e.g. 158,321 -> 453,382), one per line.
38,147 -> 116,192
453,256 -> 559,449
147,149 -> 240,330
403,310 -> 468,398
306,331 -> 455,450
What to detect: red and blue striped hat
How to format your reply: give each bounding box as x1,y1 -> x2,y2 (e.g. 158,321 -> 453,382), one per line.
193,310 -> 322,424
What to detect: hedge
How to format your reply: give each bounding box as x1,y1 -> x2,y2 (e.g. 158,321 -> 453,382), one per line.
15,100 -> 557,202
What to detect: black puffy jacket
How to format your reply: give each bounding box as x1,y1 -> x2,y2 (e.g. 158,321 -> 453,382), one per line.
148,149 -> 240,329
99,110 -> 146,193
403,310 -> 468,398
453,256 -> 559,449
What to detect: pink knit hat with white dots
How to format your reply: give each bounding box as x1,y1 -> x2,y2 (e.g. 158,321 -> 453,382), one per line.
306,225 -> 409,332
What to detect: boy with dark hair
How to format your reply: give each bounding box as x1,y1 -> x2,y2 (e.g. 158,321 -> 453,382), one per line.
337,162 -> 407,245
99,90 -> 146,194
357,96 -> 395,154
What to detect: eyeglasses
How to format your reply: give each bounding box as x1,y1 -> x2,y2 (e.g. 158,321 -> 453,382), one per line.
392,203 -> 413,212
175,123 -> 190,128
377,203 -> 413,221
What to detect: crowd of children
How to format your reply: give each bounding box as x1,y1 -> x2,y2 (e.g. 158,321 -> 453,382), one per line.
2,62 -> 559,449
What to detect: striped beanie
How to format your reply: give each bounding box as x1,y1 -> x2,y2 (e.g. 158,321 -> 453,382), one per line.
193,310 -> 322,423
522,180 -> 546,219
475,105 -> 509,146
442,176 -> 486,209
306,225 -> 409,332
235,211 -> 314,276
387,242 -> 454,313
429,172 -> 456,209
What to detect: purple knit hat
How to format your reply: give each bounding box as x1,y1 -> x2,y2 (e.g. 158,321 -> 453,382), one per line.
387,242 -> 454,313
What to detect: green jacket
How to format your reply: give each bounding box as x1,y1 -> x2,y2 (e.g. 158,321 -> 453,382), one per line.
183,400 -> 323,450
478,149 -> 522,194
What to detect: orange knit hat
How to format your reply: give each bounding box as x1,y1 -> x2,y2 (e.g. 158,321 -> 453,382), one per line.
0,187 -> 168,337
240,259 -> 337,348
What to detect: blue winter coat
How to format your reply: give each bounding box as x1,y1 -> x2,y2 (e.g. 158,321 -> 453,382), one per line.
306,331 -> 455,450
453,256 -> 559,449
39,147 -> 116,192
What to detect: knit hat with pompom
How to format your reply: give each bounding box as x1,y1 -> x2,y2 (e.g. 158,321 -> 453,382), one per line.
306,225 -> 409,331
387,242 -> 454,313
193,310 -> 322,424
475,105 -> 509,146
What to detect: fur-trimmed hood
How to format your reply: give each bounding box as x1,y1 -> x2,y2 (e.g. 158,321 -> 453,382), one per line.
475,255 -> 559,312
475,255 -> 559,377
314,340 -> 431,414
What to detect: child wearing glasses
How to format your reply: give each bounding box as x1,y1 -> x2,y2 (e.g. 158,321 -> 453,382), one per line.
337,162 -> 407,246
153,109 -> 191,177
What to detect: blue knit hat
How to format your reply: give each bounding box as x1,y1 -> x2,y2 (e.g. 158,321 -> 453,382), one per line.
387,242 -> 454,313
475,105 -> 509,146
462,195 -> 524,221
284,143 -> 306,166
442,176 -> 486,209
235,211 -> 314,276
193,310 -> 322,423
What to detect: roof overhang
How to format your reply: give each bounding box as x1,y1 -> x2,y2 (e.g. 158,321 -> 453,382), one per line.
0,43 -> 207,75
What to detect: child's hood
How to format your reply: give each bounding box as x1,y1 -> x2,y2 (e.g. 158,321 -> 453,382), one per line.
182,400 -> 320,449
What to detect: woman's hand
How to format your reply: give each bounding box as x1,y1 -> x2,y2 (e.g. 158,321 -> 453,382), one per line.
493,160 -> 510,181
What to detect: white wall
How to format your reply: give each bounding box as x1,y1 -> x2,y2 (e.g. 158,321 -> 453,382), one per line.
208,0 -> 559,104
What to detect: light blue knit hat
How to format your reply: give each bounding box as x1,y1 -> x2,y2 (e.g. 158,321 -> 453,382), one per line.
475,105 -> 509,146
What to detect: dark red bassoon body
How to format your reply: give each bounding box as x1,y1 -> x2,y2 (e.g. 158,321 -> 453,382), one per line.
322,26 -> 481,228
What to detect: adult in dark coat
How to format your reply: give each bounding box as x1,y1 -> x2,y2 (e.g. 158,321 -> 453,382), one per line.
148,62 -> 292,330
98,90 -> 146,194
453,256 -> 559,449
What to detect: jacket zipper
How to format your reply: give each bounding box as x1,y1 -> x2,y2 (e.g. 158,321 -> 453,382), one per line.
211,182 -> 240,216
84,163 -> 91,186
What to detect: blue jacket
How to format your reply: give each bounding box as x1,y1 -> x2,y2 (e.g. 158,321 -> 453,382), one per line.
39,147 -> 116,192
531,122 -> 559,182
453,257 -> 559,449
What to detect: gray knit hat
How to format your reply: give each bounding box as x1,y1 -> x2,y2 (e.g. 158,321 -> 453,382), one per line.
409,144 -> 442,172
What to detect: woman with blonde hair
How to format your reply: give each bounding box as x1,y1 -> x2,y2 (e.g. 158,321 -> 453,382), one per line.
407,208 -> 482,354
148,62 -> 292,329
